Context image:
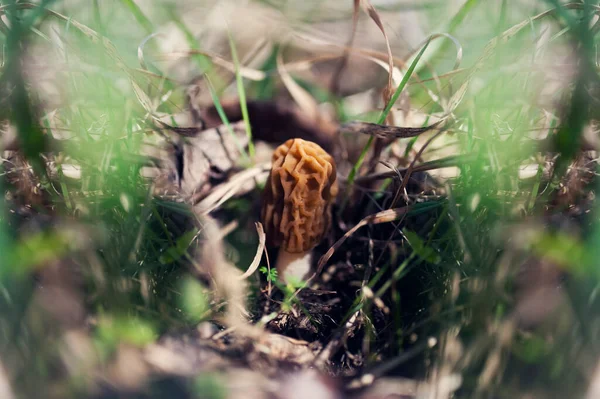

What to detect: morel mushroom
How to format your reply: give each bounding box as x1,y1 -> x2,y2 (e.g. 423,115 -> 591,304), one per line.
261,138 -> 338,283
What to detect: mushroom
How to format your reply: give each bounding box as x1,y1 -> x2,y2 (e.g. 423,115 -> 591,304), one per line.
261,138 -> 338,283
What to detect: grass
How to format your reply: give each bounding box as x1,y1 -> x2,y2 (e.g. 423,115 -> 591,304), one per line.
1,0 -> 600,398
344,37 -> 433,189
227,32 -> 255,159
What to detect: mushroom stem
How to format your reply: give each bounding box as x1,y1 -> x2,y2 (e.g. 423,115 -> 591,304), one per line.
275,249 -> 312,283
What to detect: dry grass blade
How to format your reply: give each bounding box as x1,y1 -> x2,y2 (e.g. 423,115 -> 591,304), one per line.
360,0 -> 394,107
341,119 -> 445,139
131,80 -> 156,115
279,50 -> 404,89
434,33 -> 463,72
329,0 -> 360,95
364,55 -> 403,86
237,222 -> 266,280
353,153 -> 477,184
198,217 -> 258,337
138,32 -> 162,72
193,163 -> 270,215
157,50 -> 266,81
317,206 -> 412,272
276,46 -> 320,121
344,37 -> 432,193
286,35 -> 407,69
153,119 -> 199,137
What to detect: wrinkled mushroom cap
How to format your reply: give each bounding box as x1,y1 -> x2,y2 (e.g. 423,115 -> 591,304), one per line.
261,138 -> 338,253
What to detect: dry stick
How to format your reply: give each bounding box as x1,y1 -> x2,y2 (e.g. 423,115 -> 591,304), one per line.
380,160 -> 409,201
153,49 -> 268,81
132,67 -> 183,85
152,47 -> 267,81
170,48 -> 399,79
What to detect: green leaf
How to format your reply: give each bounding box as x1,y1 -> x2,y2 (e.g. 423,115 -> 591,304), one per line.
511,334 -> 551,364
403,229 -> 441,264
528,232 -> 589,276
3,231 -> 79,278
96,315 -> 157,348
159,229 -> 197,265
194,373 -> 227,399
179,277 -> 210,323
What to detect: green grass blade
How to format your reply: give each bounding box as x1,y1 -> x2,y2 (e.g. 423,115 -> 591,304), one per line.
120,0 -> 154,34
206,76 -> 250,162
377,38 -> 432,125
169,10 -> 214,72
228,32 -> 255,158
447,0 -> 480,33
344,38 -> 432,188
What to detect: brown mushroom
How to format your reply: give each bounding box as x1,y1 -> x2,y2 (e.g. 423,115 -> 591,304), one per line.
261,138 -> 338,283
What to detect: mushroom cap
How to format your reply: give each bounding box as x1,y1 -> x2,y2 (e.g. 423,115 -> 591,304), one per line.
261,138 -> 338,253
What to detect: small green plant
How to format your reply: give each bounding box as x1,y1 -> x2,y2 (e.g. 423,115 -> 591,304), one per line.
179,277 -> 211,323
193,373 -> 227,399
277,277 -> 307,313
259,266 -> 308,312
259,265 -> 277,283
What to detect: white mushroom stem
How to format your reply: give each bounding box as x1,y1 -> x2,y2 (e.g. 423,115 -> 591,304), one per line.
275,249 -> 312,283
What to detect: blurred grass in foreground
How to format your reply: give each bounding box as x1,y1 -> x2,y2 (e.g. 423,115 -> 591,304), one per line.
0,0 -> 599,398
